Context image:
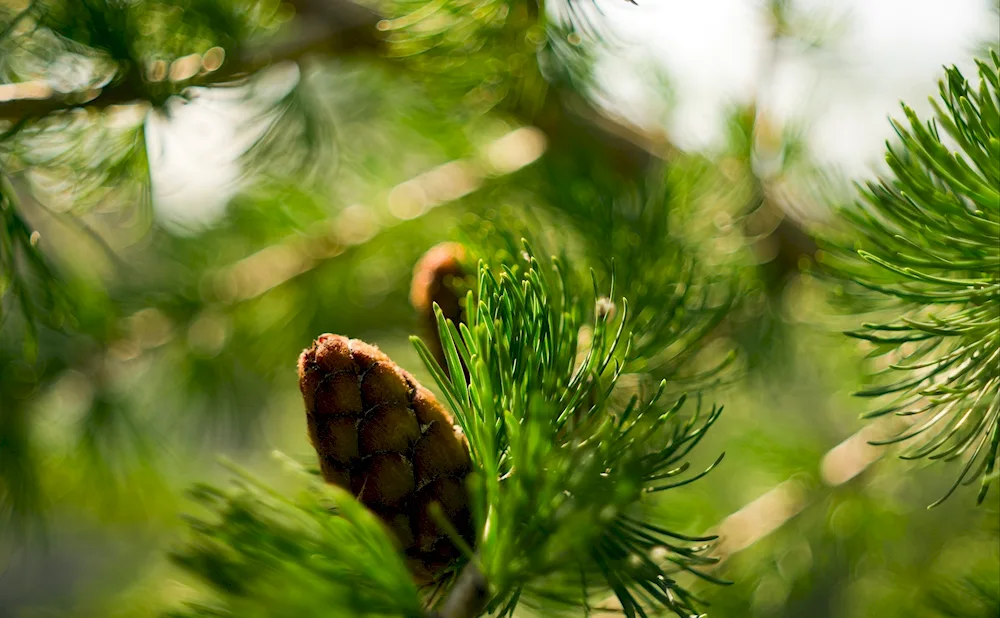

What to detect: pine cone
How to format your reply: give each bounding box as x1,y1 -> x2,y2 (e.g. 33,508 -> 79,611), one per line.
298,334 -> 473,581
410,242 -> 467,376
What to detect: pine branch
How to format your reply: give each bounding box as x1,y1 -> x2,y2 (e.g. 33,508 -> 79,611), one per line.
410,243 -> 727,617
0,0 -> 380,123
823,51 -> 1000,505
168,456 -> 427,618
172,239 -> 728,618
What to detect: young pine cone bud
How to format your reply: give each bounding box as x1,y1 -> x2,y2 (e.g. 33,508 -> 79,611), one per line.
410,243 -> 467,376
298,334 -> 473,582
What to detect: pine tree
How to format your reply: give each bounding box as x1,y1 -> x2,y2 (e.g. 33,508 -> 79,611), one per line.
0,1 -> 998,617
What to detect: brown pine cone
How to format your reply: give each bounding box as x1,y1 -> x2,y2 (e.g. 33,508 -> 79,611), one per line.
298,334 -> 474,582
410,242 -> 467,376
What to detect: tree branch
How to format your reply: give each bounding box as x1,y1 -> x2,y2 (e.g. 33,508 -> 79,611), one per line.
0,0 -> 381,122
434,562 -> 490,618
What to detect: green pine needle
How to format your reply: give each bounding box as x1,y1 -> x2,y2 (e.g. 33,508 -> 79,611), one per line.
413,241 -> 726,617
823,51 -> 1000,506
168,455 -> 425,618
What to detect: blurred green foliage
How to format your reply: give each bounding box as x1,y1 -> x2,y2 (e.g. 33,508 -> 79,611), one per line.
1,0 -> 998,617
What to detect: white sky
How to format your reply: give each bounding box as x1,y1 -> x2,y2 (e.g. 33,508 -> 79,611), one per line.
146,64 -> 302,232
597,0 -> 998,176
149,0 -> 999,229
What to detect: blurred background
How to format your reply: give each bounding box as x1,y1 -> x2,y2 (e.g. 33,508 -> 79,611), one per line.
0,0 -> 998,616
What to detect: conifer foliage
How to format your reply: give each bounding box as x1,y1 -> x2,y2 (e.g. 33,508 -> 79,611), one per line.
824,52 -> 1000,505
168,460 -> 427,618
2,1 -> 1000,617
409,246 -> 726,617
174,245 -> 727,618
